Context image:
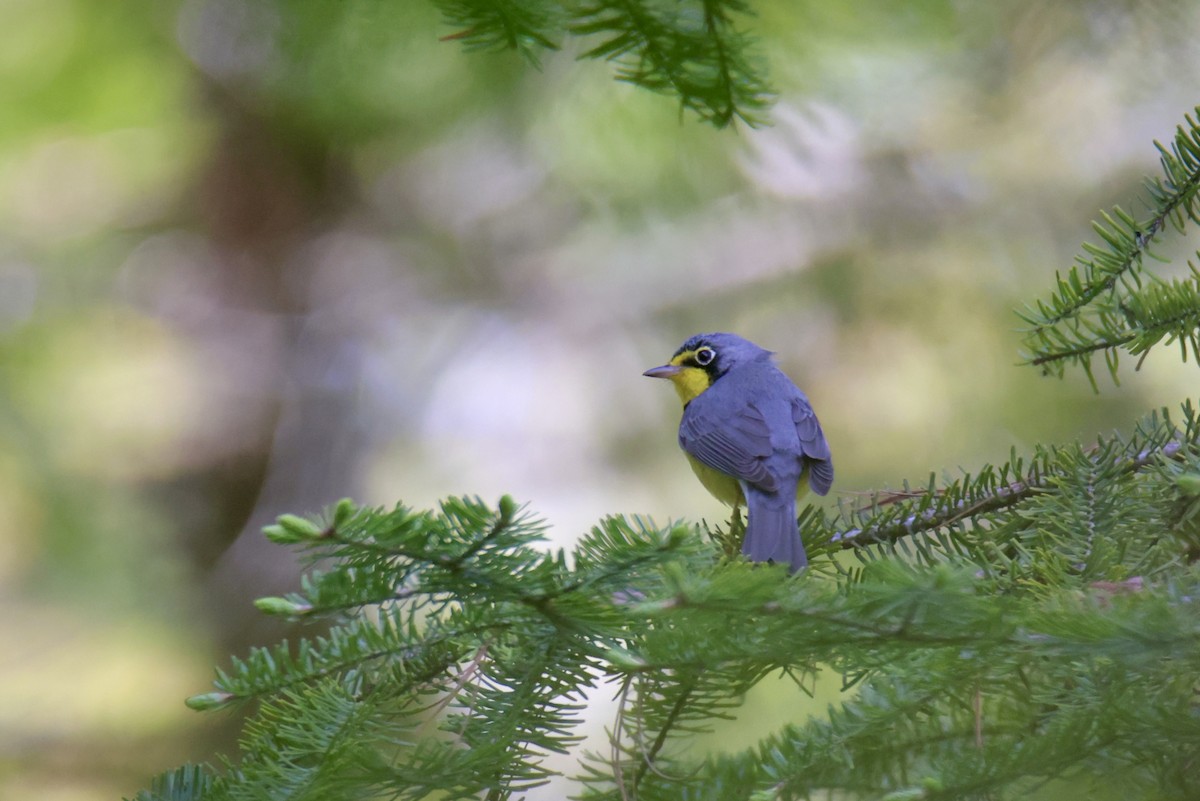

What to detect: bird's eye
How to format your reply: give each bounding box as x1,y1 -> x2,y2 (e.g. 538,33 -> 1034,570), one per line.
694,347 -> 716,366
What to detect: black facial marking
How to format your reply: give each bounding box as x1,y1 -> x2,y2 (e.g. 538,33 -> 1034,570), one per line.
674,334 -> 710,358
672,338 -> 723,378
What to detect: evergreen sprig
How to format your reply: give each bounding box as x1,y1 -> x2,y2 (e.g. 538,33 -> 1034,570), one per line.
134,395 -> 1200,800
580,559 -> 1200,801
429,0 -> 772,126
800,402 -> 1198,590
436,0 -> 563,63
571,0 -> 771,126
135,499 -> 705,801
1019,107 -> 1200,387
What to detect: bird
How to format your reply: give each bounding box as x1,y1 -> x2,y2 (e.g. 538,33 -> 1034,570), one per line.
643,332 -> 833,572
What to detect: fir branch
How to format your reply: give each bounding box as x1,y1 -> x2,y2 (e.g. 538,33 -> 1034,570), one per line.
762,598 -> 1200,799
138,402 -> 1200,800
1019,108 -> 1200,331
814,404 -> 1195,564
629,673 -> 697,791
433,0 -> 563,63
572,0 -> 771,126
451,637 -> 591,793
131,765 -> 215,801
1019,107 -> 1200,385
207,613 -> 489,705
168,497 -> 704,801
1022,267 -> 1200,388
580,561 -> 1200,800
222,681 -> 396,801
430,0 -> 773,127
608,559 -> 1200,674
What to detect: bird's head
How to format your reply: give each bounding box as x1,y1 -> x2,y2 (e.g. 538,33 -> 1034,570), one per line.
643,332 -> 772,405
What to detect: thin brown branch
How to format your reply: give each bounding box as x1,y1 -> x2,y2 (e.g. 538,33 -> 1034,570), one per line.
832,441 -> 1182,550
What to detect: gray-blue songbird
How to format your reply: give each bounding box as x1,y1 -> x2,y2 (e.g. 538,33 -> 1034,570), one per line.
644,333 -> 833,571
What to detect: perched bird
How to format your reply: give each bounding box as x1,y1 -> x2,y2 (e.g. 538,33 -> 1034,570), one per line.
644,333 -> 833,571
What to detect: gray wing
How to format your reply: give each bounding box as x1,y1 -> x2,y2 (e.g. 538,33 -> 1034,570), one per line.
792,396 -> 834,495
679,401 -> 778,493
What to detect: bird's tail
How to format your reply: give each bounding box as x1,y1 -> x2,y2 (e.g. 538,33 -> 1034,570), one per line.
741,485 -> 806,572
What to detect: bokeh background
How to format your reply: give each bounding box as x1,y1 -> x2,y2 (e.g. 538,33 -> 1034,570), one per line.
2,0 -> 1198,797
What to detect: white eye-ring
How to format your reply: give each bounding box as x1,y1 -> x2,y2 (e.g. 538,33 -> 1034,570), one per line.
694,347 -> 716,366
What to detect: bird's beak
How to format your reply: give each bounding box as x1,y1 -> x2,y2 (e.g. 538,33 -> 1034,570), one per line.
643,364 -> 683,379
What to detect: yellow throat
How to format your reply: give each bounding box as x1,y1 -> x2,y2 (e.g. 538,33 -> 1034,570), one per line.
664,351 -> 713,406
657,349 -> 812,508
658,350 -> 742,504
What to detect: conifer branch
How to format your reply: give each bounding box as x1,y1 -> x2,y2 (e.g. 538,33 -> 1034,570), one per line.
1021,109 -> 1200,330
828,435 -> 1184,553
577,0 -> 771,126
1019,107 -> 1200,386
630,674 -> 697,791
1024,268 -> 1200,380
138,397 -> 1200,801
435,0 -> 563,63
429,0 -> 772,126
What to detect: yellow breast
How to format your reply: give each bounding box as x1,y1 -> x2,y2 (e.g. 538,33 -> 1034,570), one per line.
685,454 -> 814,506
686,453 -> 745,506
